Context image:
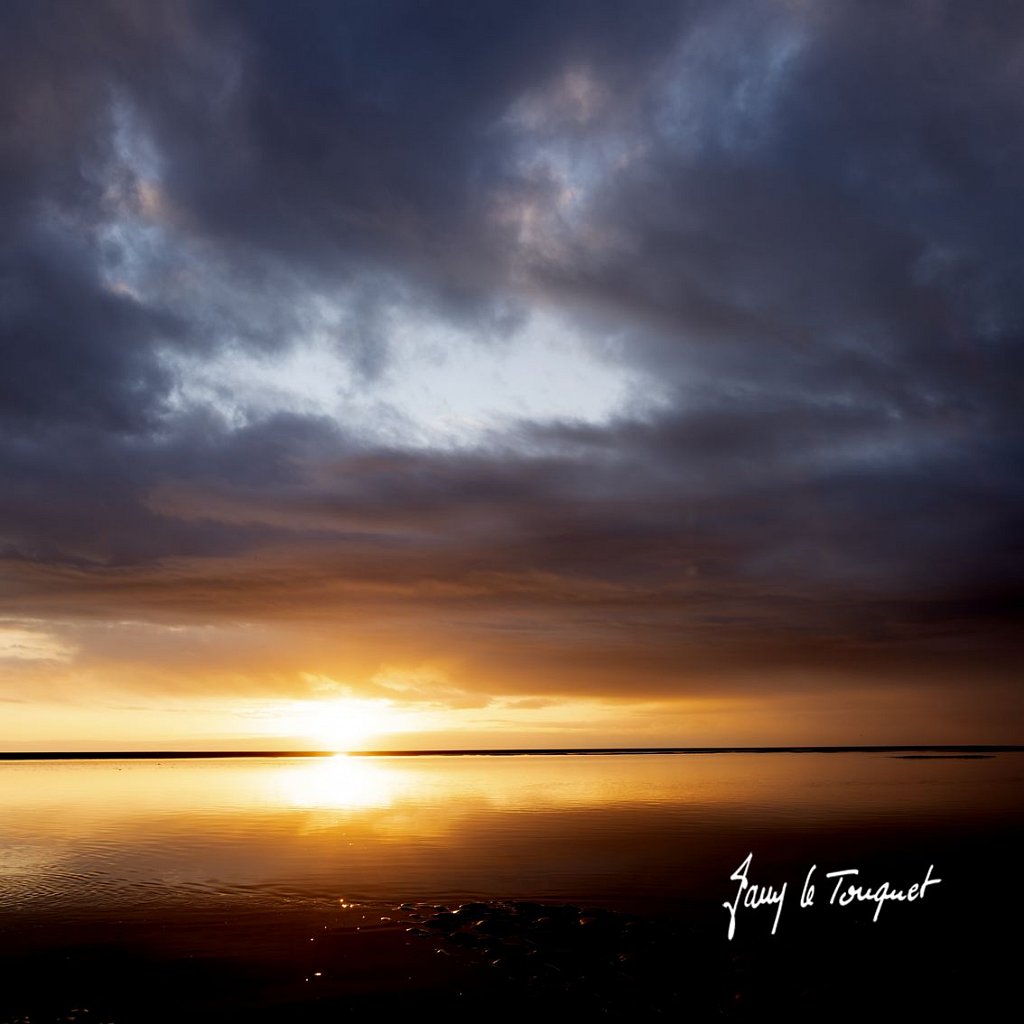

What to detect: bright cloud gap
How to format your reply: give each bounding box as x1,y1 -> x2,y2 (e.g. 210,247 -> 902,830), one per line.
160,307 -> 669,448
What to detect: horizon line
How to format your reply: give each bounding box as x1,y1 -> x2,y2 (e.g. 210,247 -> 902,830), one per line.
0,744 -> 1021,760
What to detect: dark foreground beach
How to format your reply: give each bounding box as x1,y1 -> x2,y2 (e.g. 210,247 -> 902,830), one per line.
1,890 -> 1016,1022
1,751 -> 1021,1021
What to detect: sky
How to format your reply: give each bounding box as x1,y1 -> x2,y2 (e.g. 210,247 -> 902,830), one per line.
1,0 -> 1021,750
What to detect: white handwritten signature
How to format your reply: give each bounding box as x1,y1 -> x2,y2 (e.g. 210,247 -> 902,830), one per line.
723,852 -> 942,939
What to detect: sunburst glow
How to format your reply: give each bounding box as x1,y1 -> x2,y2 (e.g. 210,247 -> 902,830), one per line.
255,698 -> 414,752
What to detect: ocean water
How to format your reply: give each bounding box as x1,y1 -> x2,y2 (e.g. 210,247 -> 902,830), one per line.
1,751 -> 1021,1020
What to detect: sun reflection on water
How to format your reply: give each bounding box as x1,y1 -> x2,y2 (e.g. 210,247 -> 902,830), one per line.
271,754 -> 409,811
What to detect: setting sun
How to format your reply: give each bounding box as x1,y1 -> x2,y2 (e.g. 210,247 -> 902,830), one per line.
258,698 -> 414,752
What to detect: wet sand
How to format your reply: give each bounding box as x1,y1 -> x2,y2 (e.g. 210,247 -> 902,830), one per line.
0,890 -> 1015,1022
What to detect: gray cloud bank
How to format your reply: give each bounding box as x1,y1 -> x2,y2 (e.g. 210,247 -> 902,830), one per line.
1,1 -> 1021,703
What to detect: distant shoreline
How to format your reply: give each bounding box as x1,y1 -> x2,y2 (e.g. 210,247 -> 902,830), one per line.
0,745 -> 1020,760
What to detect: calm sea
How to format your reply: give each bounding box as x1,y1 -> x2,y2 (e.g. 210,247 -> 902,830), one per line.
1,752 -> 1021,1020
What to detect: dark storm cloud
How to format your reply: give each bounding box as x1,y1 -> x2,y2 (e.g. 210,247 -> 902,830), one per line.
0,0 -> 1021,700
